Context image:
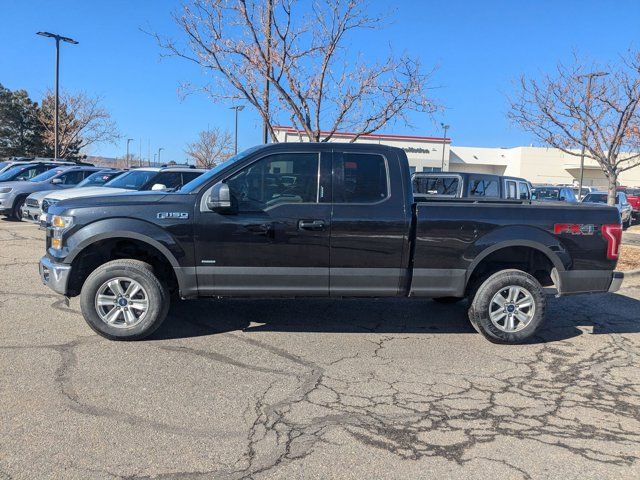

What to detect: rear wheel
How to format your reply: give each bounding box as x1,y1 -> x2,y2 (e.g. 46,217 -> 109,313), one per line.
80,259 -> 170,340
468,269 -> 546,344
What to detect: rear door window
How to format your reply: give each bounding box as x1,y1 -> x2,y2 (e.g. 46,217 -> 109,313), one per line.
518,181 -> 531,200
469,178 -> 499,197
337,153 -> 388,203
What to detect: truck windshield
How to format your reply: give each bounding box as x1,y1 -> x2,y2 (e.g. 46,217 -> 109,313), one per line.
180,145 -> 264,193
583,193 -> 617,204
104,170 -> 158,190
76,171 -> 122,187
532,188 -> 560,200
0,165 -> 28,181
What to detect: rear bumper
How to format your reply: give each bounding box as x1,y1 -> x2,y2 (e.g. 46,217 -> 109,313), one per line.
39,256 -> 71,295
608,272 -> 624,293
557,270 -> 623,295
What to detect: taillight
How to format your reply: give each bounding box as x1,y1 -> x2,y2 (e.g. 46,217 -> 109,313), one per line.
601,224 -> 622,260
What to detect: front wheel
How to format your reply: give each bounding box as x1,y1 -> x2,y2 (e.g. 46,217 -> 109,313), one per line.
468,269 -> 546,344
80,259 -> 170,340
623,217 -> 631,230
12,196 -> 26,220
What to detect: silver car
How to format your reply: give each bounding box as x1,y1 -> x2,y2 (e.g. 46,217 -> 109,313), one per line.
582,191 -> 633,229
0,165 -> 102,220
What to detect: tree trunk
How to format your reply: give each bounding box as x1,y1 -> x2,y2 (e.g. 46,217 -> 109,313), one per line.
607,172 -> 618,206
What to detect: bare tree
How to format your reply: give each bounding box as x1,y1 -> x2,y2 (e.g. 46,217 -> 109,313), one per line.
39,90 -> 120,159
509,50 -> 640,205
185,128 -> 234,167
155,0 -> 437,142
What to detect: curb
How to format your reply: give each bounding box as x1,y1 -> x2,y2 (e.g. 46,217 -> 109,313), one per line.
621,269 -> 640,288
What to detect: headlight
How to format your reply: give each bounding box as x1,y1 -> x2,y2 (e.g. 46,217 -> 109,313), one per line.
50,215 -> 74,250
0,187 -> 12,194
51,215 -> 73,230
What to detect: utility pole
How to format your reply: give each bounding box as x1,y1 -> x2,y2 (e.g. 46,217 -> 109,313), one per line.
440,123 -> 450,171
158,147 -> 164,165
126,138 -> 134,168
576,71 -> 609,199
262,0 -> 273,144
36,32 -> 78,159
231,105 -> 245,154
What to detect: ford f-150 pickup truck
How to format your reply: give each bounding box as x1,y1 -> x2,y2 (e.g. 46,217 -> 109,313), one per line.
39,143 -> 624,344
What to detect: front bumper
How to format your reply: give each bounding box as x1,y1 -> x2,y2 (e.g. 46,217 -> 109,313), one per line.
22,205 -> 42,223
39,256 -> 71,295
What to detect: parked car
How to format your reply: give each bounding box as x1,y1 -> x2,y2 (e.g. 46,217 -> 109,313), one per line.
531,186 -> 579,203
39,143 -> 623,344
0,160 -> 75,182
38,166 -> 206,217
0,165 -> 103,219
22,169 -> 125,224
617,187 -> 640,221
572,186 -> 599,200
582,191 -> 633,229
412,172 -> 533,200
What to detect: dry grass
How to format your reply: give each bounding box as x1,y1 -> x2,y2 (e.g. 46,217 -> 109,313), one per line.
618,245 -> 640,271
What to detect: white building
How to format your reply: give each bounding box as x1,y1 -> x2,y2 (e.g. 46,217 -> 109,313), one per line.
273,126 -> 640,187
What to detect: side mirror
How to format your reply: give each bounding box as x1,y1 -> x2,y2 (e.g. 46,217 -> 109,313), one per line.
151,183 -> 167,191
207,182 -> 234,213
51,178 -> 63,185
559,196 -> 566,202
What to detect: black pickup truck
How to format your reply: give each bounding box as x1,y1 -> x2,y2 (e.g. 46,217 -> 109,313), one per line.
39,143 -> 624,343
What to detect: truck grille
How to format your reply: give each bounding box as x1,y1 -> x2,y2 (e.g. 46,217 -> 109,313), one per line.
42,199 -> 58,213
25,198 -> 40,208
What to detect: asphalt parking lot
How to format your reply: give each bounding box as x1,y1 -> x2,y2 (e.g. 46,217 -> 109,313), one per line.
1,220 -> 639,479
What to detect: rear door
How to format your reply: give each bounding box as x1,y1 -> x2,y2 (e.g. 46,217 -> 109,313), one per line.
329,149 -> 409,296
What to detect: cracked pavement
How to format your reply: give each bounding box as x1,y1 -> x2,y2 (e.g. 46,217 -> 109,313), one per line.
1,220 -> 639,479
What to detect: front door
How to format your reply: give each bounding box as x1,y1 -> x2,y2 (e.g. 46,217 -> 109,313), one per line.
195,151 -> 331,296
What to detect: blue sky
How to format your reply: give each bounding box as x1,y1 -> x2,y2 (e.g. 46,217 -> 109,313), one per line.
1,0 -> 638,162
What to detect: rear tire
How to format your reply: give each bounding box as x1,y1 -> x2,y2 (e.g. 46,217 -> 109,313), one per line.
80,259 -> 170,340
468,269 -> 546,344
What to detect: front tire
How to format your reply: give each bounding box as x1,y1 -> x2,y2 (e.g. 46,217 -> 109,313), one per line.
80,259 -> 170,340
468,269 -> 546,344
12,196 -> 26,221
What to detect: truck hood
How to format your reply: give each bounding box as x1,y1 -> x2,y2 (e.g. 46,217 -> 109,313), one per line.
54,191 -> 169,211
43,186 -> 131,201
27,189 -> 58,202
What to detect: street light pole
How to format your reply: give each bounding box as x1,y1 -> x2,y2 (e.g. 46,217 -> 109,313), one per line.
36,32 -> 78,159
158,147 -> 164,165
440,123 -> 450,171
230,105 -> 245,154
577,71 -> 608,199
126,138 -> 134,168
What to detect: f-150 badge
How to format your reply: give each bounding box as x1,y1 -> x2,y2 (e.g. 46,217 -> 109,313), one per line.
157,212 -> 189,219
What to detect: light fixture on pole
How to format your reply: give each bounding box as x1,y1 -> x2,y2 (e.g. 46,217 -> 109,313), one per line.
576,71 -> 608,199
158,147 -> 164,165
440,123 -> 450,171
230,105 -> 245,154
36,31 -> 78,160
126,138 -> 134,168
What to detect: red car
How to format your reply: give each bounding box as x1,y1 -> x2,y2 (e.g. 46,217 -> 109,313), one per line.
618,187 -> 640,220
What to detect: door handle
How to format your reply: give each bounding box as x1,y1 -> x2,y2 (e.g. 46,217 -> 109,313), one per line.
298,219 -> 326,231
